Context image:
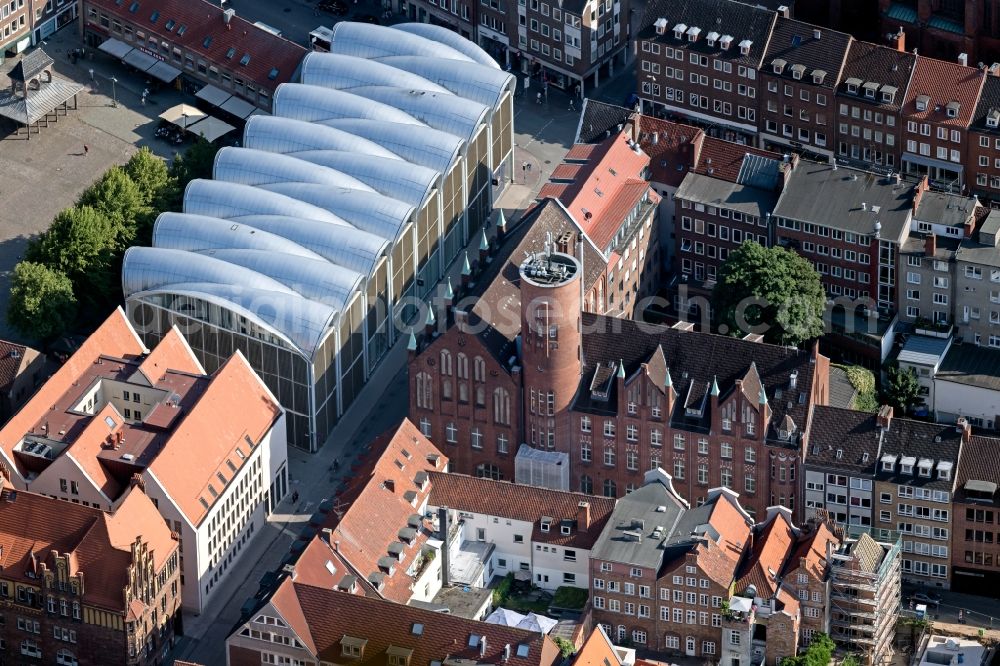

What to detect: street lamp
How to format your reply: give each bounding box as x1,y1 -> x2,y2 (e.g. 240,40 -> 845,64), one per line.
110,76 -> 118,107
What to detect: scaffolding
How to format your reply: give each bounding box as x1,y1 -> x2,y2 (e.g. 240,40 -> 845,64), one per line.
827,528 -> 902,666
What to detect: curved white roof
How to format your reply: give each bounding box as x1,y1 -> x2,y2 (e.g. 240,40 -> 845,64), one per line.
391,23 -> 500,69
129,22 -> 505,368
123,247 -> 340,356
329,22 -> 477,64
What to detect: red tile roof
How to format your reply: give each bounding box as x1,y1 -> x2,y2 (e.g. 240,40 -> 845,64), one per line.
320,419 -> 447,603
694,137 -> 785,183
574,626 -> 624,666
735,509 -> 796,597
0,483 -> 177,612
902,56 -> 985,127
544,132 -> 658,254
263,579 -> 562,666
0,340 -> 40,392
87,0 -> 306,91
427,472 -> 616,549
147,351 -> 281,526
783,521 -> 838,581
0,308 -> 145,479
636,116 -> 702,187
136,326 -> 204,381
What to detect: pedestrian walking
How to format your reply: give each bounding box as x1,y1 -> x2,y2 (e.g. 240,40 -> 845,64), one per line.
536,91 -> 542,104
569,98 -> 575,111
83,144 -> 89,156
575,83 -> 582,99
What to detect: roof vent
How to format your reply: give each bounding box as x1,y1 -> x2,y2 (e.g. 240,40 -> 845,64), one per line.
813,28 -> 821,39
222,7 -> 235,23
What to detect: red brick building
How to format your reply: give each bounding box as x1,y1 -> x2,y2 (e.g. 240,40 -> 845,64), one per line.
673,137 -> 786,297
636,0 -> 776,144
967,76 -> 1000,200
950,434 -> 1000,593
834,39 -> 915,170
589,475 -> 753,654
758,18 -> 851,161
899,55 -> 985,190
876,0 -> 1000,66
0,482 -> 181,666
410,238 -> 831,518
539,125 -> 662,318
0,0 -> 77,61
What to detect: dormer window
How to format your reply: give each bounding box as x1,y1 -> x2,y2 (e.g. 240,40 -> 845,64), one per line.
845,77 -> 861,94
653,18 -> 667,35
387,646 -> 414,666
882,460 -> 894,471
720,35 -> 733,50
739,39 -> 752,55
779,429 -> 789,441
918,460 -> 933,477
901,464 -> 913,474
341,636 -> 368,659
772,59 -> 786,75
791,64 -> 805,80
938,461 -> 953,480
881,85 -> 897,104
673,23 -> 687,40
865,88 -> 875,99
812,69 -> 826,85
915,94 -> 930,112
686,26 -> 700,42
541,517 -> 552,533
706,31 -> 719,47
946,101 -> 960,118
987,110 -> 1000,128
561,521 -> 572,535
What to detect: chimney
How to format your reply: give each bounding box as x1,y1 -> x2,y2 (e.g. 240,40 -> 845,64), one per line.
438,506 -> 451,587
958,53 -> 969,67
892,27 -> 905,52
577,501 -> 591,530
322,527 -> 334,547
925,233 -> 937,257
454,309 -> 469,333
479,636 -> 488,658
776,4 -> 789,18
813,28 -> 821,40
957,416 -> 972,442
877,404 -> 893,430
912,175 -> 930,213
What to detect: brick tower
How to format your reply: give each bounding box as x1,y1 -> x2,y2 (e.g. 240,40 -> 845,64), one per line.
519,244 -> 583,454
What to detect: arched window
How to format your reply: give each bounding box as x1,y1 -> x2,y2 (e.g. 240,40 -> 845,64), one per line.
617,625 -> 627,642
457,353 -> 469,379
440,350 -> 452,376
474,356 -> 486,382
475,463 -> 502,480
493,388 -> 510,425
580,475 -> 593,494
603,479 -> 617,498
415,372 -> 433,410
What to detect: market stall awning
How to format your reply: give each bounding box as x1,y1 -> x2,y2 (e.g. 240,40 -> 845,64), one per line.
97,37 -> 134,59
195,84 -> 232,107
147,60 -> 181,83
159,103 -> 207,127
122,48 -> 158,72
185,115 -> 236,142
219,95 -> 258,119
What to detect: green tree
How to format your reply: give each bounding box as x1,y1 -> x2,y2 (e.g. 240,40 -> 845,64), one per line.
123,147 -> 177,245
77,166 -> 144,251
841,364 -> 878,412
713,241 -> 826,346
552,637 -> 575,658
884,364 -> 921,414
7,262 -> 77,342
170,138 -> 220,191
26,206 -> 116,279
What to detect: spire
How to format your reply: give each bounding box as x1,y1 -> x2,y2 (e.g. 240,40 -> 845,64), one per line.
496,208 -> 507,229
617,359 -> 625,379
425,303 -> 436,326
479,228 -> 490,252
759,386 -> 768,406
461,251 -> 472,276
407,332 -> 418,351
443,277 -> 454,300
664,367 -> 672,389
710,375 -> 720,396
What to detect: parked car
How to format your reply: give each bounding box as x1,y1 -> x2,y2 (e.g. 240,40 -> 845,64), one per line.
911,592 -> 941,607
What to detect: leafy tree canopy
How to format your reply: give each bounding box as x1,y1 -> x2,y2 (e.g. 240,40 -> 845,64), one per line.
7,262 -> 77,342
713,241 -> 826,346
